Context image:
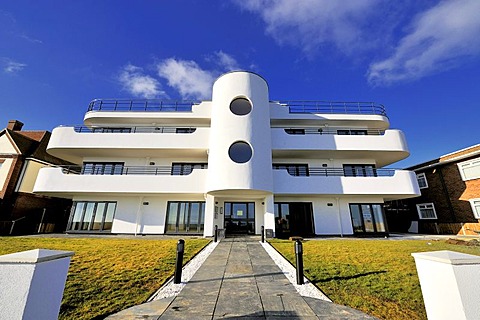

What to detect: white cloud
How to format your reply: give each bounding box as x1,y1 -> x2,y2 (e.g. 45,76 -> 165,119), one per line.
213,51 -> 240,71
119,64 -> 165,98
234,0 -> 381,55
1,58 -> 27,74
156,58 -> 216,100
367,0 -> 480,85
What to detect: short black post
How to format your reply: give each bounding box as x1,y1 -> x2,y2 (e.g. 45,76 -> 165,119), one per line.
214,225 -> 218,242
174,239 -> 185,284
261,226 -> 265,243
295,240 -> 304,285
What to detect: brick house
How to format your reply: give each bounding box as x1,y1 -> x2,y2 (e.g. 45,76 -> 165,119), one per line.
0,120 -> 72,235
385,144 -> 480,235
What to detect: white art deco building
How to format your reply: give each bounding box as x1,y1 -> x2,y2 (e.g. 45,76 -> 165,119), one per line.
34,71 -> 420,237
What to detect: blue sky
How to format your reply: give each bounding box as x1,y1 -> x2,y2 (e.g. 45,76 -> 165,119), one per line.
1,0 -> 479,168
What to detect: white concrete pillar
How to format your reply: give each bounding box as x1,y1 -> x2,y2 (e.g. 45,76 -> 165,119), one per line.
412,250 -> 480,320
203,194 -> 215,237
0,249 -> 74,320
264,194 -> 275,236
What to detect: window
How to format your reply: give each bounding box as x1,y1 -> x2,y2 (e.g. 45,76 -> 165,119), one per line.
175,128 -> 196,133
82,162 -> 124,175
469,199 -> 480,219
165,201 -> 205,233
272,164 -> 309,176
171,163 -> 208,175
285,128 -> 305,135
416,203 -> 437,219
458,158 -> 480,181
337,129 -> 368,135
349,204 -> 386,234
67,201 -> 116,231
228,141 -> 252,163
343,164 -> 376,177
416,173 -> 428,189
92,127 -> 131,133
230,98 -> 252,116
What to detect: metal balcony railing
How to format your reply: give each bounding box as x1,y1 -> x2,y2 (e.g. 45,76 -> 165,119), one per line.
274,167 -> 395,177
59,165 -> 207,176
71,125 -> 197,134
87,99 -> 200,112
282,128 -> 385,135
276,101 -> 387,116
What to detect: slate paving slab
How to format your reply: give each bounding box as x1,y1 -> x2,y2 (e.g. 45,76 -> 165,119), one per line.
107,236 -> 378,319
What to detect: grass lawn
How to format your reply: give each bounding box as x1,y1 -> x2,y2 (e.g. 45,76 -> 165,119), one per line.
0,236 -> 209,320
270,239 -> 480,320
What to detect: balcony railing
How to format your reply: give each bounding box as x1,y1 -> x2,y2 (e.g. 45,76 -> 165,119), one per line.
276,101 -> 387,116
282,128 -> 385,135
71,125 -> 197,134
274,167 -> 395,177
59,165 -> 207,176
87,99 -> 200,112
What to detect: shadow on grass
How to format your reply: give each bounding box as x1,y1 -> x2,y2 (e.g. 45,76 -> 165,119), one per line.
313,270 -> 387,283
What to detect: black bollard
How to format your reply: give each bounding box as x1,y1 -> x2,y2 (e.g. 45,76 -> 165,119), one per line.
261,226 -> 265,243
214,225 -> 218,242
174,239 -> 185,284
295,240 -> 304,285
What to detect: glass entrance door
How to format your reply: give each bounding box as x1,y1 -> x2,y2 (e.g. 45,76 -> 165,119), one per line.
349,204 -> 387,235
224,202 -> 255,234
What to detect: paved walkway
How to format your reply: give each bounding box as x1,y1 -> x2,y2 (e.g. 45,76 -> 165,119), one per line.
108,237 -> 377,319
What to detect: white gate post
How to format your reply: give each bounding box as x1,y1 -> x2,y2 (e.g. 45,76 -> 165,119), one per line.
0,249 -> 74,320
412,250 -> 480,320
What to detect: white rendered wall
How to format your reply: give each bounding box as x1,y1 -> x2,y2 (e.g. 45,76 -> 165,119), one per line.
207,71 -> 273,194
412,251 -> 480,320
0,249 -> 73,320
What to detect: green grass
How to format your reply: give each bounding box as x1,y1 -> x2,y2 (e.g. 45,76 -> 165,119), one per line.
0,237 -> 209,320
270,239 -> 480,320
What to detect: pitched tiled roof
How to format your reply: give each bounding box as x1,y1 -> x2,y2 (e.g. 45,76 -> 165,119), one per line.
1,129 -> 71,165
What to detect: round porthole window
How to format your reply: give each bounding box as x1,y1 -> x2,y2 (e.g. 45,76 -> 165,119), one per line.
228,141 -> 252,163
230,98 -> 252,116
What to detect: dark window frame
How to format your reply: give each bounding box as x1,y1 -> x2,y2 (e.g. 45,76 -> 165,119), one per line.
67,201 -> 117,232
165,201 -> 206,234
171,163 -> 208,175
273,163 -> 309,176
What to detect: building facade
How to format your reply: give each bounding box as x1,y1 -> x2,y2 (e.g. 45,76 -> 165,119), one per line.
0,120 -> 72,235
386,144 -> 480,235
34,71 -> 419,237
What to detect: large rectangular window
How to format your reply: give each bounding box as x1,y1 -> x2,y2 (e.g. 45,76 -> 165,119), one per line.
416,203 -> 437,219
82,162 -> 124,175
349,204 -> 386,234
67,201 -> 116,232
272,164 -> 309,176
469,199 -> 480,219
343,164 -> 376,177
458,158 -> 480,181
274,202 -> 314,237
416,173 -> 428,189
171,163 -> 208,175
165,201 -> 205,233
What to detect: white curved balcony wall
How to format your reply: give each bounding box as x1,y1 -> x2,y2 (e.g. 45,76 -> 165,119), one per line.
33,167 -> 207,196
206,71 -> 273,194
272,129 -> 409,166
46,126 -> 209,163
270,103 -> 391,128
273,170 -> 420,200
84,102 -> 212,126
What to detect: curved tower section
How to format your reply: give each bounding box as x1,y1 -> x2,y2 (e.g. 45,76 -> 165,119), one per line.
206,71 -> 273,195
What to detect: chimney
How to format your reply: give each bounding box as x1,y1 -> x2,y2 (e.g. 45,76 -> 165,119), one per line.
7,120 -> 24,131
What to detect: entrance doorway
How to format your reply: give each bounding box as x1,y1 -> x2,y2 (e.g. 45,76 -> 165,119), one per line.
274,202 -> 314,238
224,202 -> 255,234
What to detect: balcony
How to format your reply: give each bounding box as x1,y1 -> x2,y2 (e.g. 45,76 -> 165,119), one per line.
273,168 -> 420,200
46,126 -> 210,163
270,101 -> 390,128
271,129 -> 409,167
33,166 -> 207,197
84,99 -> 211,126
